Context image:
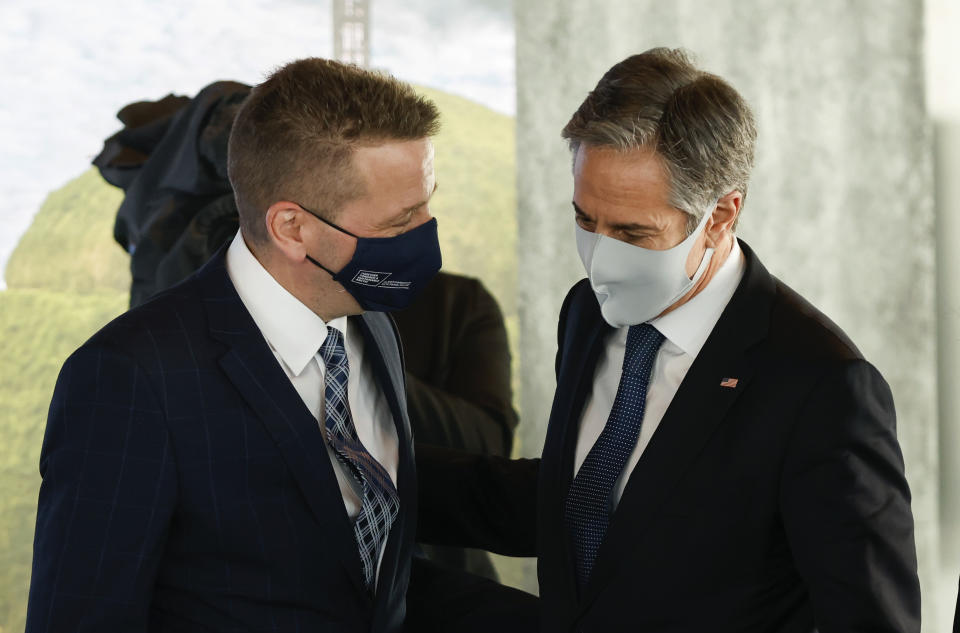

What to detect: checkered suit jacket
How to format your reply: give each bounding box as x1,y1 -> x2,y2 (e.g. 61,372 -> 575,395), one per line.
26,248 -> 417,632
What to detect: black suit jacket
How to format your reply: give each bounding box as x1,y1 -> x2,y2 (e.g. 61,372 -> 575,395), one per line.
26,249 -> 417,633
418,240 -> 920,633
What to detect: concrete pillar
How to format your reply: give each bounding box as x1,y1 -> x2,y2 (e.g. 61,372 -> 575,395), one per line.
934,121 -> 960,632
927,3 -> 960,629
515,0 -> 940,626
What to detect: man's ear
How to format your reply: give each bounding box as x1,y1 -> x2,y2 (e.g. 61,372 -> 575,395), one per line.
265,200 -> 309,262
705,190 -> 742,248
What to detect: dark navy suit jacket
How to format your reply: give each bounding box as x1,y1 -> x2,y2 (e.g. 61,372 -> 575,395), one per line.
418,240 -> 920,633
26,248 -> 417,632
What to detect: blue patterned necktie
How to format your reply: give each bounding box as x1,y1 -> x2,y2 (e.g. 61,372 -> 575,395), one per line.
319,327 -> 400,591
563,323 -> 665,591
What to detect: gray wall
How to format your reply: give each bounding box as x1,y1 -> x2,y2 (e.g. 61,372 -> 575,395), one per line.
928,3 -> 960,628
934,121 -> 960,633
515,0 -> 941,628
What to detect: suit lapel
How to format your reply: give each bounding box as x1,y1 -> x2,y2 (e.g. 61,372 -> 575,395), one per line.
556,325 -> 610,496
540,281 -> 612,614
352,312 -> 416,626
579,240 -> 776,610
198,252 -> 366,593
353,312 -> 415,537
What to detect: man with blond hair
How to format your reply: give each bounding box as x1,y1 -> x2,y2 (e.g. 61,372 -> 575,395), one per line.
27,58 -> 443,632
418,48 -> 921,632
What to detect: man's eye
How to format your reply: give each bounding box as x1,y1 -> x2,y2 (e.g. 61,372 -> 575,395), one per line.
625,233 -> 652,245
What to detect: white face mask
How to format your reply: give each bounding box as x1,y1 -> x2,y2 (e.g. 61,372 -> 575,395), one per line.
575,208 -> 714,327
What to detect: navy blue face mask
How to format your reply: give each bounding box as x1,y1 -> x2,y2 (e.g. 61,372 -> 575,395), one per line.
300,205 -> 442,312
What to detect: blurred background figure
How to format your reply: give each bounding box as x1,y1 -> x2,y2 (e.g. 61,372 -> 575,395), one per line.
93,82 -> 518,582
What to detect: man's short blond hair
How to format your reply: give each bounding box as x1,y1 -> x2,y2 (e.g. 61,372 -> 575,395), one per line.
227,57 -> 440,244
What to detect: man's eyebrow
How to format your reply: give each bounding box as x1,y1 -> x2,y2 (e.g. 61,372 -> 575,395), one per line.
402,181 -> 439,214
379,182 -> 439,227
572,201 -> 660,232
610,220 -> 660,232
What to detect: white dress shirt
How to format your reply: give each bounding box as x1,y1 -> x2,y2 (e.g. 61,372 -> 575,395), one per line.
573,238 -> 746,510
226,231 -> 400,578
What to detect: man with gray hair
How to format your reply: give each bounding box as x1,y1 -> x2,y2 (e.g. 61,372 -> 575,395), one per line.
417,47 -> 921,632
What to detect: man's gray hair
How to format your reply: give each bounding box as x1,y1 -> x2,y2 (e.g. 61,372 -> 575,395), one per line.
562,48 -> 757,232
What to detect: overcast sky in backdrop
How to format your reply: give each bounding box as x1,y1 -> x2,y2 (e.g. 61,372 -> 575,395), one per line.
0,0 -> 514,288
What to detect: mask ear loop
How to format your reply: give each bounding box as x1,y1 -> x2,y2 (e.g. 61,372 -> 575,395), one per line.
661,201 -> 719,306
689,246 -> 714,283
688,193 -> 726,286
293,202 -> 359,238
686,197 -> 722,282
305,254 -> 338,277
295,202 -> 357,278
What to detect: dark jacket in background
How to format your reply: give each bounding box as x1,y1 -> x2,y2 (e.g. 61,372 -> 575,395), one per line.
93,81 -> 246,307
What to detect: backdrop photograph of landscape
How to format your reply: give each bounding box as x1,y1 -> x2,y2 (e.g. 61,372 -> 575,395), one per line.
0,2 -> 521,630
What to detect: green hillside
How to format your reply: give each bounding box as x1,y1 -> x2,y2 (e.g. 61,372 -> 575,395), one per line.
0,86 -> 519,630
4,168 -> 130,293
418,86 -> 517,314
0,290 -> 128,632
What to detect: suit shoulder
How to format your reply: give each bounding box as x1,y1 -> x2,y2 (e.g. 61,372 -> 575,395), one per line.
81,273 -> 205,359
767,277 -> 863,363
431,270 -> 478,289
431,271 -> 492,303
407,272 -> 505,329
557,279 -> 597,343
561,278 -> 593,314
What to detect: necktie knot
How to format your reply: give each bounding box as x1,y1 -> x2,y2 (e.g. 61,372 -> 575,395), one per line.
319,327 -> 349,371
623,323 -> 664,376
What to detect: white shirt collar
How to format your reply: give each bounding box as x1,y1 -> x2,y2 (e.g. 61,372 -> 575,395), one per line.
650,237 -> 746,359
225,230 -> 346,376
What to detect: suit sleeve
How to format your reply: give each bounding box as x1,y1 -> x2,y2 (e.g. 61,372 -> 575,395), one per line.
26,345 -> 177,633
405,556 -> 539,633
403,279 -> 517,457
405,373 -> 513,456
416,443 -> 539,557
779,359 -> 920,633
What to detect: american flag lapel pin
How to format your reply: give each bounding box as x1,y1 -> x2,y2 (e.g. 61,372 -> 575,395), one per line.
720,377 -> 739,389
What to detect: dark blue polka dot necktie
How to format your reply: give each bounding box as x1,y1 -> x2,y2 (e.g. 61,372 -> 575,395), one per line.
563,323 -> 665,591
